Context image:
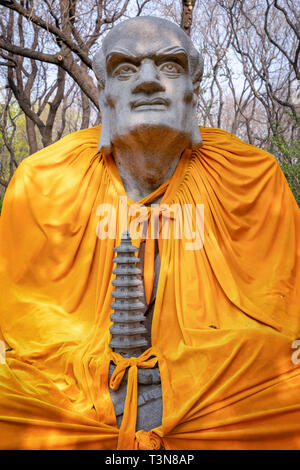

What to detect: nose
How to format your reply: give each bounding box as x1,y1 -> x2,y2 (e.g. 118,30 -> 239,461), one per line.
132,60 -> 166,94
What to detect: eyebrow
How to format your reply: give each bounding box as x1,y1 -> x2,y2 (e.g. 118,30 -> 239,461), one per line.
106,47 -> 189,72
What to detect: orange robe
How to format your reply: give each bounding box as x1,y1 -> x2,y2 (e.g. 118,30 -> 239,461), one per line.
0,126 -> 299,450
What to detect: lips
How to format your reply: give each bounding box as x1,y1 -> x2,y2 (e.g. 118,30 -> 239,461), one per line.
131,97 -> 170,108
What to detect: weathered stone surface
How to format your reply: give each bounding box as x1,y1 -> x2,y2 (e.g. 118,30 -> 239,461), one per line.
92,16 -> 203,203
109,231 -> 148,357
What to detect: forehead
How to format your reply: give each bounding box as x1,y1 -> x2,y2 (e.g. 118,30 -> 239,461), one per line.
103,20 -> 190,60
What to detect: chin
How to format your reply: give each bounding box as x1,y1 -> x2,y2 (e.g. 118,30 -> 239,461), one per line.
118,120 -> 190,137
112,122 -> 192,152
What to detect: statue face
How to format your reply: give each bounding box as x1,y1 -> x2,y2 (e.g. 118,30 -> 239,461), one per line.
101,19 -> 197,147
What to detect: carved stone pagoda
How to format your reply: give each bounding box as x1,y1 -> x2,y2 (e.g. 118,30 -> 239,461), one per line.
109,230 -> 148,357
108,231 -> 163,432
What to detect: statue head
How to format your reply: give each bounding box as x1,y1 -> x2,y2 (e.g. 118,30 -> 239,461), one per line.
93,16 -> 204,154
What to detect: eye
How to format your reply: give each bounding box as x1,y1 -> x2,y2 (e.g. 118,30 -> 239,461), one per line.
113,63 -> 137,80
159,62 -> 184,76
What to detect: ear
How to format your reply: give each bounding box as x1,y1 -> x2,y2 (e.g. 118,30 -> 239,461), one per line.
193,80 -> 201,102
190,117 -> 202,149
98,87 -> 113,154
191,82 -> 202,149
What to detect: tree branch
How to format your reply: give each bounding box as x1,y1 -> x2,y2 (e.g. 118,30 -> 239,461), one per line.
0,37 -> 98,107
0,0 -> 92,67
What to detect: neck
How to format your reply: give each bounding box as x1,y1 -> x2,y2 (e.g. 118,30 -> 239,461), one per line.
111,128 -> 190,202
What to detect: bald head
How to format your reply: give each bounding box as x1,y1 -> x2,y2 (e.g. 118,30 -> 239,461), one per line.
93,15 -> 203,154
93,16 -> 203,88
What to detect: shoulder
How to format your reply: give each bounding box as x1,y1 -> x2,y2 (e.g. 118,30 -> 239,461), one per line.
199,126 -> 278,166
20,126 -> 101,172
198,126 -> 282,184
5,126 -> 102,204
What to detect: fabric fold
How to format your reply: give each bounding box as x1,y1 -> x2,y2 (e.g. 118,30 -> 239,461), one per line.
0,125 -> 299,449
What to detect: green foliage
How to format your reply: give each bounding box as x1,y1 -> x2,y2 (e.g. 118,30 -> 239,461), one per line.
0,99 -> 29,211
279,159 -> 300,206
0,105 -> 29,159
270,114 -> 300,206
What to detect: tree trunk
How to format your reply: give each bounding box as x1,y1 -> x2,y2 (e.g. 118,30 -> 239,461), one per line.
180,0 -> 196,36
25,116 -> 38,155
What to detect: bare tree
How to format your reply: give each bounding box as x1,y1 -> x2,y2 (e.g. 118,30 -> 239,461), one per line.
0,86 -> 28,191
0,0 -> 152,151
0,0 -> 299,198
180,0 -> 197,36
191,2 -> 257,143
216,0 -> 299,148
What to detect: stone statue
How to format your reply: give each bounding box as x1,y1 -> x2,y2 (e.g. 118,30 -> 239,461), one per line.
93,16 -> 204,433
1,13 -> 299,451
93,16 -> 203,202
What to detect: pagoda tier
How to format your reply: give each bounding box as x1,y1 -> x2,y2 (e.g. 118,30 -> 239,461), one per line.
109,230 -> 148,358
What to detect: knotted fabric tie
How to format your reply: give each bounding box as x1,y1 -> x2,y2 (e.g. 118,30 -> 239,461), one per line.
105,149 -> 191,306
109,348 -> 158,450
128,204 -> 176,305
135,429 -> 163,450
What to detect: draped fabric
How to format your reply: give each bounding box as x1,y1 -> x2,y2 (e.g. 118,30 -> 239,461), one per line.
0,125 -> 299,450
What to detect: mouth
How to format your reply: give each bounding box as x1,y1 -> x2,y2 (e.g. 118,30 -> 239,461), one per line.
131,97 -> 170,110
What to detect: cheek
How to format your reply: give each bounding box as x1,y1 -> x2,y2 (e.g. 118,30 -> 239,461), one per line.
104,81 -> 123,108
104,88 -> 115,108
167,79 -> 194,105
183,83 -> 194,104
104,88 -> 131,111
